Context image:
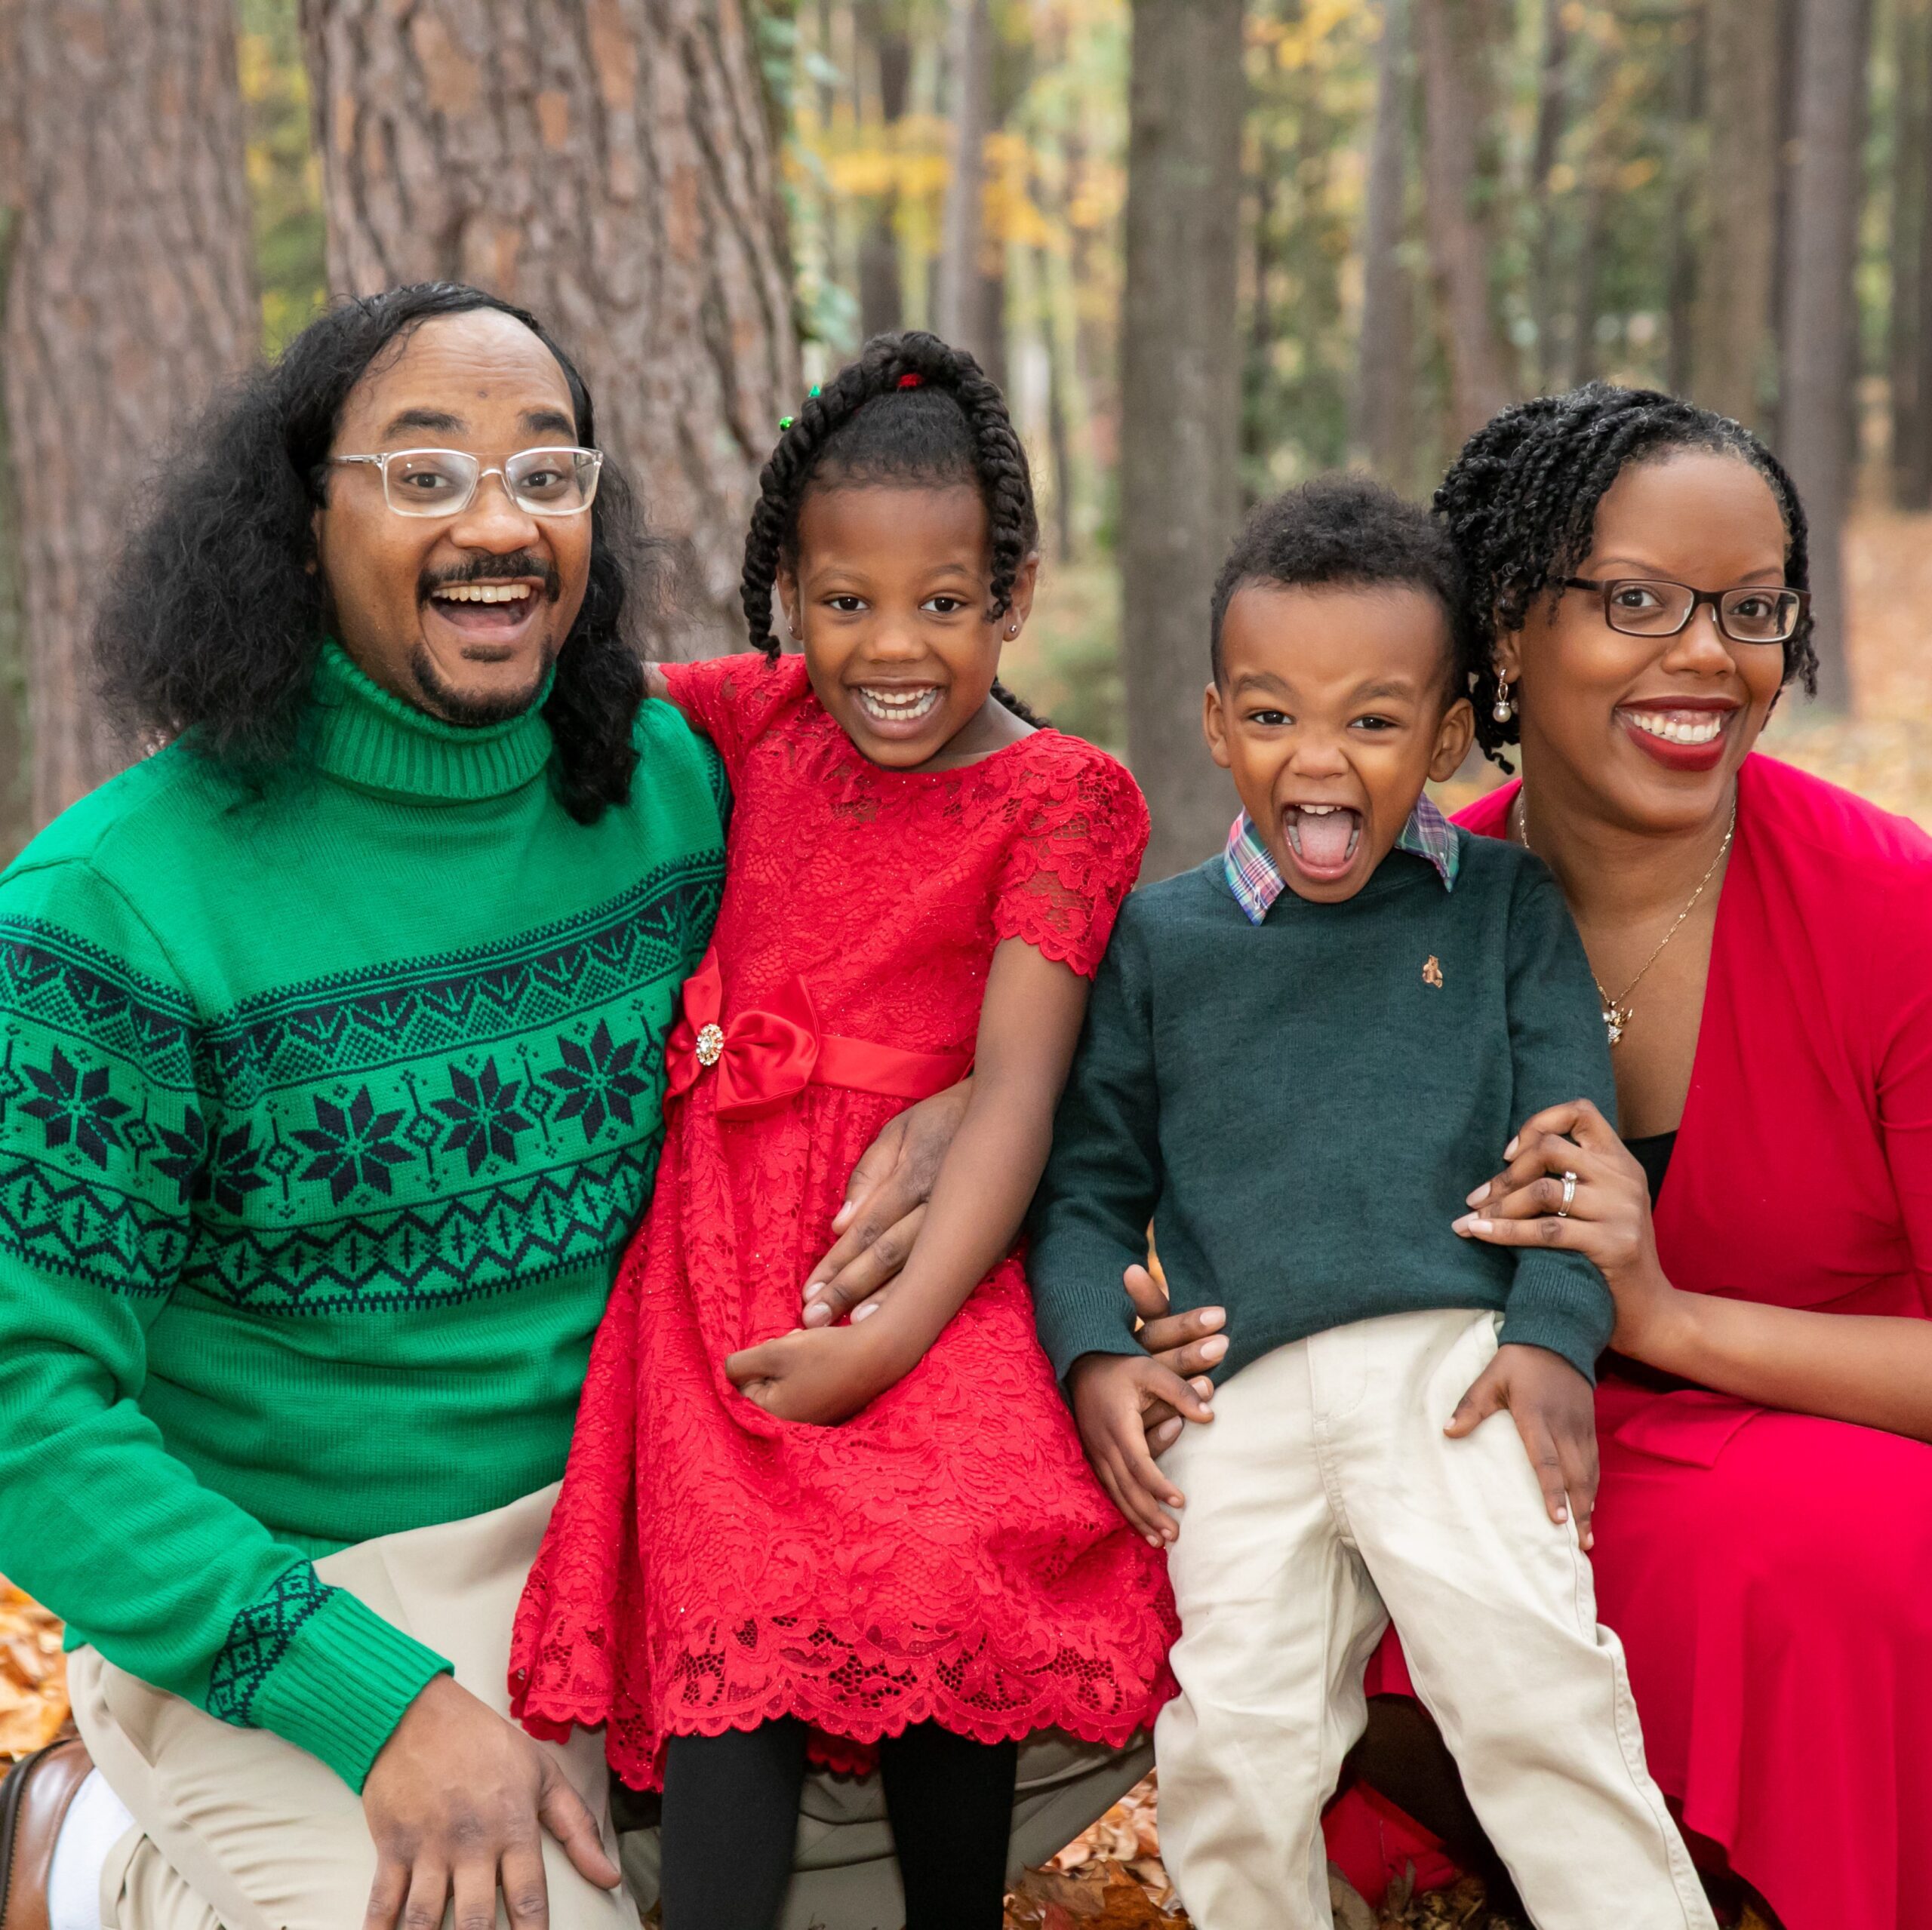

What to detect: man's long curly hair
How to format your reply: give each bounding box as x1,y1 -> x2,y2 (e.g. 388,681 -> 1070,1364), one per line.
1433,381 -> 1817,768
95,282 -> 661,822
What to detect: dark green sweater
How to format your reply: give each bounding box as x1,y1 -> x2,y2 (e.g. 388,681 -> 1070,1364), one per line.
1028,832 -> 1617,1386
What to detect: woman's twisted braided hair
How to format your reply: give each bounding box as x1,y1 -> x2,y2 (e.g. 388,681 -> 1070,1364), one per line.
1432,380 -> 1817,767
740,330 -> 1046,724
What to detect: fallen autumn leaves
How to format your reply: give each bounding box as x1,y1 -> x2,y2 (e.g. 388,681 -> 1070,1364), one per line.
1001,1773 -> 1531,1930
0,1575 -> 68,1758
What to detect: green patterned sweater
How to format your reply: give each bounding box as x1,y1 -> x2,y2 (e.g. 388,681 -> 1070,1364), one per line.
0,646 -> 724,1787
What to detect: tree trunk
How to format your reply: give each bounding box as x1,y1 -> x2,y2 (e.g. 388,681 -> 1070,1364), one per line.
1780,0 -> 1873,711
1414,0 -> 1514,444
1910,14 -> 1932,510
936,0 -> 1003,376
858,2 -> 912,342
0,7 -> 30,862
1120,0 -> 1243,879
1,0 -> 257,828
1890,0 -> 1932,506
1527,0 -> 1571,394
1663,15 -> 1704,400
1352,0 -> 1415,484
300,0 -> 800,660
1690,0 -> 1781,426
1041,247 -> 1075,563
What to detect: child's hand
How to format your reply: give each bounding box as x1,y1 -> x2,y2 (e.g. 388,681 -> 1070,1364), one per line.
725,1323 -> 900,1426
1068,1352 -> 1215,1548
1444,1342 -> 1600,1550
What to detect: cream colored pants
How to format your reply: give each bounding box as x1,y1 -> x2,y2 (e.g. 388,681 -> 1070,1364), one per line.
1154,1308 -> 1715,1930
69,1485 -> 1148,1930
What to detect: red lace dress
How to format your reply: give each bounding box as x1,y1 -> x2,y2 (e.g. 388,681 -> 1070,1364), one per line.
509,653 -> 1178,1787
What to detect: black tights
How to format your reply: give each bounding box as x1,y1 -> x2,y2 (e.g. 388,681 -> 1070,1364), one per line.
658,1719 -> 1020,1930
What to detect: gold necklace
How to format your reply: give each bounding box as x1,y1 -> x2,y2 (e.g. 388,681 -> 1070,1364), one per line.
1515,789 -> 1736,1048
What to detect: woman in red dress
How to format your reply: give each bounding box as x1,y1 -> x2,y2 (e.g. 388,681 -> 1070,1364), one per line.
1310,384 -> 1932,1928
509,335 -> 1174,1930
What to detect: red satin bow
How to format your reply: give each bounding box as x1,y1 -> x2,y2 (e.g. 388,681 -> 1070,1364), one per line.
666,950 -> 820,1119
666,948 -> 972,1120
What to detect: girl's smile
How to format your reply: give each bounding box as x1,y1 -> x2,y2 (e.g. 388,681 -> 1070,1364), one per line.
780,481 -> 1038,772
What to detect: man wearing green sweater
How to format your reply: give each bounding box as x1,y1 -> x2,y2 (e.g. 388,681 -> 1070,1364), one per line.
0,287 -> 980,1930
1028,479 -> 1715,1930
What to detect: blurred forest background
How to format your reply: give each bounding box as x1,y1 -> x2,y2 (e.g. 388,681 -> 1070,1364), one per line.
2,0 -> 1930,877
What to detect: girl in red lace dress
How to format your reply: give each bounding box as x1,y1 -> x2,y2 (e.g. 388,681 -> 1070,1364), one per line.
509,334 -> 1177,1929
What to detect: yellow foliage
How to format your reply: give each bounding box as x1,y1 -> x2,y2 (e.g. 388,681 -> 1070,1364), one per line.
1271,0 -> 1366,72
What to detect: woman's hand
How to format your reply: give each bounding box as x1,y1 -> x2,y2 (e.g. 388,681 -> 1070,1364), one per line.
1124,1263 -> 1229,1452
799,1080 -> 973,1328
726,1322 -> 903,1426
1445,1342 -> 1601,1549
1452,1098 -> 1683,1360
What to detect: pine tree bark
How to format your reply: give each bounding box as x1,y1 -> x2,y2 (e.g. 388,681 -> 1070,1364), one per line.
1690,0 -> 1781,426
1352,0 -> 1414,485
300,0 -> 800,659
1414,0 -> 1514,444
857,1 -> 912,343
934,0 -> 1008,383
1527,0 -> 1571,393
0,2 -> 30,861
1120,0 -> 1243,879
1780,0 -> 1873,711
1,0 -> 257,828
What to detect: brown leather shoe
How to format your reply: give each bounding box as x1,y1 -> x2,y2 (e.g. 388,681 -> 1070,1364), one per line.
0,1734 -> 94,1930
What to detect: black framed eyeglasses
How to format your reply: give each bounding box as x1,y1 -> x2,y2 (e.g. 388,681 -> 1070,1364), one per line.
1564,576 -> 1808,647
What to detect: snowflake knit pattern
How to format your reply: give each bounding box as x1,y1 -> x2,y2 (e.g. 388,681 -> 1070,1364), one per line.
0,644 -> 724,1787
509,653 -> 1178,1787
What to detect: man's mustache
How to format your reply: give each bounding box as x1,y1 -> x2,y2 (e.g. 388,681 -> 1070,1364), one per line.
418,552 -> 562,602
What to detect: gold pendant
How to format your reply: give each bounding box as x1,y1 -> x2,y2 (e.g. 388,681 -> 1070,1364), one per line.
1603,1003 -> 1629,1047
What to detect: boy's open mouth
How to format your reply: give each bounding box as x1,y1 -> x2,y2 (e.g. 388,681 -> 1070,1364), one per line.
1282,804 -> 1361,880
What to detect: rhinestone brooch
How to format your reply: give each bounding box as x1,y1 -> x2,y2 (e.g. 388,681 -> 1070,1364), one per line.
695,1022 -> 725,1068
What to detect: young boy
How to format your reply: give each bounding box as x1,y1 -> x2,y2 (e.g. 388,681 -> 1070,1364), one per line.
1027,478 -> 1715,1930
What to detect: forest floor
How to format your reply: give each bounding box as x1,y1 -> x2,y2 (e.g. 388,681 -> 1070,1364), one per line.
5,512 -> 1923,1922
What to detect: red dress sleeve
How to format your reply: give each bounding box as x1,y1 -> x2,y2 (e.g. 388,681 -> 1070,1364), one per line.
992,740 -> 1151,979
658,653 -> 811,783
1867,855 -> 1932,1295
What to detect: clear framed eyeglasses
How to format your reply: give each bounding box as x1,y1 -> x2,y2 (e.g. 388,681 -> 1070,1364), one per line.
1564,576 -> 1808,647
325,446 -> 604,518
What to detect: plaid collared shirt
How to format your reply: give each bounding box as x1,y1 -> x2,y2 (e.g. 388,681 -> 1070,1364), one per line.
1222,794 -> 1460,925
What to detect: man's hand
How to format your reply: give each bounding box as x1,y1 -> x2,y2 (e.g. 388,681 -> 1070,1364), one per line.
361,1673 -> 618,1930
1069,1351 -> 1215,1547
727,1322 -> 900,1426
800,1080 -> 972,1328
1124,1264 -> 1229,1452
1444,1342 -> 1600,1550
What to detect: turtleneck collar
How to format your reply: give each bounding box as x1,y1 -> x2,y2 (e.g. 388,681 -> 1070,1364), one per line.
309,641 -> 555,804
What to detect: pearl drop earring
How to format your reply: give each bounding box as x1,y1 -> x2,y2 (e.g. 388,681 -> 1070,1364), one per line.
1491,675 -> 1515,724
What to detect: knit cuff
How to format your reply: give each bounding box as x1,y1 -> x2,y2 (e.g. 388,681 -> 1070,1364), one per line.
1499,1253 -> 1615,1384
1030,1244 -> 1146,1384
242,1578 -> 453,1790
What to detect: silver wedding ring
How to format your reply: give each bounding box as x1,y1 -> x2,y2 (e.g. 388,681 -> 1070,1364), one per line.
1557,1170 -> 1579,1217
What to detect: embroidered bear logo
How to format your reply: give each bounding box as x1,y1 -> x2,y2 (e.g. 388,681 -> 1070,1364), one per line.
1423,955 -> 1444,989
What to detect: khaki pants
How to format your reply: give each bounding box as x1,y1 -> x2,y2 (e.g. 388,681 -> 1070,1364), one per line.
1155,1308 -> 1715,1930
71,1486 -> 1148,1930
